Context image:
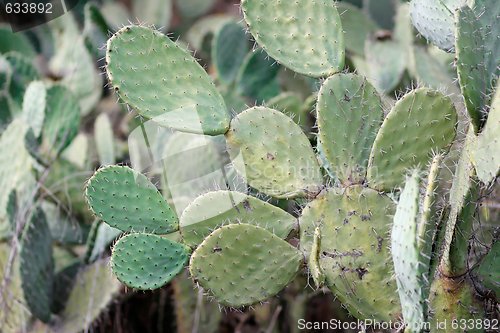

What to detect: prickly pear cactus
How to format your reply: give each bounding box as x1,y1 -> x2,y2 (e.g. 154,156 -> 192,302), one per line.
469,81 -> 500,183
367,88 -> 457,191
19,208 -> 54,323
226,106 -> 323,198
189,224 -> 303,307
300,186 -> 399,321
86,165 -> 178,234
53,258 -> 121,333
106,26 -> 230,135
316,73 -> 383,183
410,0 -> 467,51
391,161 -> 442,331
241,0 -> 345,77
180,190 -> 296,247
111,233 -> 190,289
79,0 -> 500,325
455,5 -> 488,131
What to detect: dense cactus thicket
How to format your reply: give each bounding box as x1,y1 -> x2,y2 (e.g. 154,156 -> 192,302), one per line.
0,0 -> 498,332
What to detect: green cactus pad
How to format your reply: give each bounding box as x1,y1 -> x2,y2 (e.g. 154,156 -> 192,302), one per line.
85,165 -> 178,233
441,130 -> 479,277
365,0 -> 396,30
42,85 -> 81,156
391,171 -> 427,330
409,0 -> 467,51
309,227 -> 325,288
299,186 -> 400,321
212,21 -> 248,84
336,3 -> 379,56
22,81 -> 46,138
180,190 -> 296,247
132,0 -> 172,29
106,25 -> 230,135
177,0 -> 216,19
189,224 -> 303,307
54,258 -> 121,333
19,208 -> 54,323
470,82 -> 500,184
49,14 -> 102,116
367,88 -> 457,191
226,106 -> 323,198
241,0 -> 345,77
317,73 -> 383,184
111,233 -> 190,290
185,15 -> 234,51
365,38 -> 406,93
411,46 -> 457,92
455,6 -> 488,131
475,242 -> 499,297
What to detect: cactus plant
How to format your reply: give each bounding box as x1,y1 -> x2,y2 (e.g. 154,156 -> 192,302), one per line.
391,157 -> 442,331
106,26 -> 230,135
189,224 -> 303,307
65,0 -> 500,329
180,190 -> 296,247
241,0 -> 345,77
111,233 -> 190,289
409,0 -> 467,51
86,165 -> 178,234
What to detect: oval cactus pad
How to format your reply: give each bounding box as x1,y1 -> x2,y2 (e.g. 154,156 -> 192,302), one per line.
189,224 -> 303,307
111,233 -> 190,290
226,107 -> 323,199
106,25 -> 230,135
317,73 -> 383,184
367,88 -> 457,191
85,165 -> 178,234
242,0 -> 344,77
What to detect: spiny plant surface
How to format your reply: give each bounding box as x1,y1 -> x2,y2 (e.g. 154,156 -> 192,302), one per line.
2,0 -> 493,330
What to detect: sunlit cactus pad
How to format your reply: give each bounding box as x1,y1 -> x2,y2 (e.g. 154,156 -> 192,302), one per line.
392,171 -> 427,329
226,106 -> 322,199
180,190 -> 296,247
106,25 -> 230,135
189,224 -> 303,307
409,0 -> 466,51
470,82 -> 500,184
367,88 -> 457,191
